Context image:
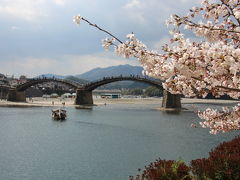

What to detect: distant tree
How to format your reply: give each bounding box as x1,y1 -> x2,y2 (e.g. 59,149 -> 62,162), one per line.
64,76 -> 88,84
129,88 -> 144,96
73,0 -> 240,134
144,86 -> 163,97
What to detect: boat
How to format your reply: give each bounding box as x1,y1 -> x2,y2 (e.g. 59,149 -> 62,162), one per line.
52,108 -> 67,120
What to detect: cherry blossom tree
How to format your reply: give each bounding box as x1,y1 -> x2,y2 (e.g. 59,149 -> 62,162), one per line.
73,0 -> 240,134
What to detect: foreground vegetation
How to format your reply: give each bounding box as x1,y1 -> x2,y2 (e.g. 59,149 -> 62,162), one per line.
122,87 -> 163,97
130,136 -> 240,180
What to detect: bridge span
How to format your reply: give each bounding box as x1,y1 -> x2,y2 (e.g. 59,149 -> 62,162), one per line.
7,78 -> 81,102
16,78 -> 82,91
75,76 -> 164,105
83,76 -> 162,91
6,76 -> 181,108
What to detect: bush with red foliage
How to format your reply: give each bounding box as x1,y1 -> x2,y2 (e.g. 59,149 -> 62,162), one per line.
129,159 -> 191,180
131,136 -> 240,180
191,136 -> 240,180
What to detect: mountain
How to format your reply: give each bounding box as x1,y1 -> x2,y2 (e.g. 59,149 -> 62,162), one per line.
64,76 -> 89,84
36,65 -> 144,81
76,64 -> 144,81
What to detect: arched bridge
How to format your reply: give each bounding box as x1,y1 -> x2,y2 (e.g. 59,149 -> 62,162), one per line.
16,78 -> 82,91
83,76 -> 163,91
7,78 -> 82,102
6,76 -> 181,108
75,76 -> 164,105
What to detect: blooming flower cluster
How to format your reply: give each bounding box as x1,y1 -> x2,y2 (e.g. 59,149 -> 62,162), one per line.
74,0 -> 240,134
73,15 -> 82,25
198,104 -> 240,134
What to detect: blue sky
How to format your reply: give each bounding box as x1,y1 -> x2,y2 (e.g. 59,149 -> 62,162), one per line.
0,0 -> 201,77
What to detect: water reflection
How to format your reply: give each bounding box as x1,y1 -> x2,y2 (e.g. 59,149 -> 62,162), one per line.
75,105 -> 93,110
163,110 -> 181,115
52,118 -> 67,122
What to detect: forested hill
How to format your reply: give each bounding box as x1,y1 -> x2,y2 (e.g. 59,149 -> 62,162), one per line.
75,64 -> 144,81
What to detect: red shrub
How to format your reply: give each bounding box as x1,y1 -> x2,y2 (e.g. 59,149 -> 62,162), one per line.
130,159 -> 191,180
191,136 -> 240,180
131,136 -> 240,180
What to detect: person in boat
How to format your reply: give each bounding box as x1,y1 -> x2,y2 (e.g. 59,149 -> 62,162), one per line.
52,108 -> 66,120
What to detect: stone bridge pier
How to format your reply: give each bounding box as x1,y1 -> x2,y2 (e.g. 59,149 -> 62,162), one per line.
0,86 -> 10,100
162,90 -> 181,109
75,89 -> 93,105
75,88 -> 181,109
7,89 -> 26,102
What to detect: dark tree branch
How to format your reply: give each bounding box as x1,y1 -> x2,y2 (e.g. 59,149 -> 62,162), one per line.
81,18 -> 123,44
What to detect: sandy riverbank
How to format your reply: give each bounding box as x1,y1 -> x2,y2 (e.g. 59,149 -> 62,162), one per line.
0,97 -> 239,108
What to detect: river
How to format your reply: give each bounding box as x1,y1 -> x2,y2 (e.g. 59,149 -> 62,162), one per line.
0,103 -> 238,180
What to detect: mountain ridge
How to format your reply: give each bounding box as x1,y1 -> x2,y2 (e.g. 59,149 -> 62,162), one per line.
75,64 -> 144,81
35,64 -> 144,81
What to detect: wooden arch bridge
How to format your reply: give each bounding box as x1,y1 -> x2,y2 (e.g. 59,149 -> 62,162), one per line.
6,76 -> 181,108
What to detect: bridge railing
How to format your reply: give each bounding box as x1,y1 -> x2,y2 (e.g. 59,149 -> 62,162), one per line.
15,77 -> 83,91
83,75 -> 162,90
84,75 -> 152,85
29,77 -> 82,86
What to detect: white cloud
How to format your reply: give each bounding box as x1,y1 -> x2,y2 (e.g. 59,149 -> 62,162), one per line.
123,0 -> 147,24
0,0 -> 204,78
53,0 -> 65,6
124,0 -> 141,9
0,0 -> 66,21
122,0 -> 202,25
127,12 -> 146,24
0,0 -> 47,21
151,36 -> 171,51
63,53 -> 139,75
11,26 -> 20,31
123,0 -> 170,25
179,0 -> 193,3
0,57 -> 58,77
0,53 -> 140,77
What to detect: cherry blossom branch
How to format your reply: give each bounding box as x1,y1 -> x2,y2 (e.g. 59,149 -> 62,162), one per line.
81,17 -> 123,44
181,18 -> 240,34
198,104 -> 240,134
216,85 -> 240,92
73,15 -> 165,58
220,0 -> 240,25
191,77 -> 240,92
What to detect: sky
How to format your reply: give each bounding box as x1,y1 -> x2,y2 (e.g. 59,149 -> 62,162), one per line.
0,0 -> 201,77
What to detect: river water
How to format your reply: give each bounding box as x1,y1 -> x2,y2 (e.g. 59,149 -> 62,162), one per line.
0,102 -> 238,180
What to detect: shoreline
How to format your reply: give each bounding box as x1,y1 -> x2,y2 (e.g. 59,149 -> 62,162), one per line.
0,97 -> 239,108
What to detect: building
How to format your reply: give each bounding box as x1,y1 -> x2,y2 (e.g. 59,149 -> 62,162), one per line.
93,89 -> 121,99
100,94 -> 121,99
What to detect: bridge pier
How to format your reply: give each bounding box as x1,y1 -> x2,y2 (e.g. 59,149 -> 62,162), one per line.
75,89 -> 93,105
162,90 -> 181,109
7,89 -> 26,102
0,86 -> 9,100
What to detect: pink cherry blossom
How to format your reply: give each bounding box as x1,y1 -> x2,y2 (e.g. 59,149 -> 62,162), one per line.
74,0 -> 240,134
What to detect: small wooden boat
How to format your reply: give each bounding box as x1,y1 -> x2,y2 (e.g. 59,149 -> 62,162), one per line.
52,108 -> 67,120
